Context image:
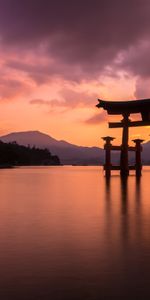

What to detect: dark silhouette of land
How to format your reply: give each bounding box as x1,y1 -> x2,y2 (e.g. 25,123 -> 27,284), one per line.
0,141 -> 60,167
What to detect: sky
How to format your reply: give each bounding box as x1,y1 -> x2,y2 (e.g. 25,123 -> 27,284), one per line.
0,0 -> 150,146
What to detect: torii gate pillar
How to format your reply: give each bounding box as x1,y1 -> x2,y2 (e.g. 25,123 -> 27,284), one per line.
102,136 -> 115,178
120,113 -> 130,177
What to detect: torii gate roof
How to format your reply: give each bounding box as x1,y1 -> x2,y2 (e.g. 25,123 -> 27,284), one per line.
96,99 -> 150,115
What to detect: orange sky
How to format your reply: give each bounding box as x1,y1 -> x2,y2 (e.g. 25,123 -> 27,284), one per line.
0,70 -> 150,147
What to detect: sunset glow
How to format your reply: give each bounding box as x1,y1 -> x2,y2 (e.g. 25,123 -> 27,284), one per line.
0,0 -> 150,146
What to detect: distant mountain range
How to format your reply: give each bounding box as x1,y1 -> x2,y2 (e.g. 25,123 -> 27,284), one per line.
0,130 -> 150,165
0,131 -> 104,165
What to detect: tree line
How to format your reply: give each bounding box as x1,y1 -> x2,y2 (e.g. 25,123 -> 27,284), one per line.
0,141 -> 60,166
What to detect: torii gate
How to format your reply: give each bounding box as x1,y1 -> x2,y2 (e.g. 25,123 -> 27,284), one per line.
96,98 -> 150,177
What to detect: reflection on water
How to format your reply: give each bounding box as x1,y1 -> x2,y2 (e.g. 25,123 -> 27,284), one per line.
0,166 -> 150,299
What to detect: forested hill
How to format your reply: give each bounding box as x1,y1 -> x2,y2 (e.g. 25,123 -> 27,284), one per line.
0,141 -> 60,166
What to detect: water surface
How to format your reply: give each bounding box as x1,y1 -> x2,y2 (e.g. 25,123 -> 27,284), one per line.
0,166 -> 150,299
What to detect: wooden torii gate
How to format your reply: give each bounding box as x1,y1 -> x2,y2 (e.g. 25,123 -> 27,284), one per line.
96,98 -> 150,177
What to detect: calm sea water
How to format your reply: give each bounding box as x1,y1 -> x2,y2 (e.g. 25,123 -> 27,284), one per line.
0,166 -> 150,299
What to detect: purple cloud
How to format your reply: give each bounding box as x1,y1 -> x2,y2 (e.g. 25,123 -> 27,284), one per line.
30,88 -> 99,109
85,111 -> 107,125
0,0 -> 150,82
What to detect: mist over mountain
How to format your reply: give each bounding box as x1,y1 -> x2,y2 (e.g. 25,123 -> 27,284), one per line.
0,131 -> 149,165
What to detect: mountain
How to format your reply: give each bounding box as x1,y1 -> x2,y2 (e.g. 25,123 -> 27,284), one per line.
0,131 -> 104,165
1,131 -> 149,165
142,141 -> 150,164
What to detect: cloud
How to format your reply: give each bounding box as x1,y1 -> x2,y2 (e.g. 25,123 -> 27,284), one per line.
85,111 -> 107,125
0,78 -> 31,101
30,87 -> 98,109
115,40 -> 150,79
58,88 -> 98,108
6,57 -> 88,83
0,0 -> 150,82
0,0 -> 150,109
30,99 -> 52,106
134,77 -> 150,99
